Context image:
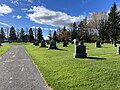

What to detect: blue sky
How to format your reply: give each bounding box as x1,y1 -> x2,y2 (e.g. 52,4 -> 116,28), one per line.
0,0 -> 120,37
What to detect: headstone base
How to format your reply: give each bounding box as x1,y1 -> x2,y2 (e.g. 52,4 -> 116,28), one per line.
74,53 -> 87,58
49,46 -> 58,49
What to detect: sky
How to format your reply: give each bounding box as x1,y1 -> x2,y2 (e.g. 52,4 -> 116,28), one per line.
0,0 -> 120,37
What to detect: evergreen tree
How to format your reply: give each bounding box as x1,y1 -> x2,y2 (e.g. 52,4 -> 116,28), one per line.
53,31 -> 57,41
20,28 -> 25,41
71,22 -> 78,40
9,26 -> 17,42
37,27 -> 43,41
28,28 -> 34,42
98,19 -> 109,42
48,30 -> 52,41
0,27 -> 5,42
108,3 -> 120,41
0,32 -> 2,46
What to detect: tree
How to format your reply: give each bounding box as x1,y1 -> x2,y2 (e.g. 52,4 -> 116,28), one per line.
9,26 -> 17,42
37,27 -> 43,41
107,3 -> 120,41
48,30 -> 52,41
78,17 -> 89,41
20,28 -> 25,41
98,19 -> 109,42
28,28 -> 34,42
58,26 -> 70,41
53,31 -> 57,41
71,22 -> 78,40
0,34 -> 2,46
0,27 -> 5,42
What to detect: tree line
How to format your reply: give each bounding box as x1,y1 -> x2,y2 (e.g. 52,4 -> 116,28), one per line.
0,26 -> 43,43
50,3 -> 120,43
0,3 -> 120,44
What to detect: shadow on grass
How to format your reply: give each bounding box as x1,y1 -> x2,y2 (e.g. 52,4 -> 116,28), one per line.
48,48 -> 68,51
86,57 -> 106,60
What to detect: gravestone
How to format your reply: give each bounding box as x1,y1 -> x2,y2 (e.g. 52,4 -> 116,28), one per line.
116,46 -> 120,54
49,40 -> 58,49
63,41 -> 68,47
75,39 -> 79,46
113,41 -> 117,47
34,41 -> 39,46
9,41 -> 12,43
95,41 -> 101,48
71,41 -> 74,44
101,42 -> 104,44
74,42 -> 87,58
40,40 -> 47,47
0,43 -> 2,46
80,41 -> 84,46
47,41 -> 50,45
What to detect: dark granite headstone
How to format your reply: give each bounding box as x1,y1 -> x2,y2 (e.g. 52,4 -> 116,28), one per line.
101,42 -> 104,44
76,40 -> 79,46
40,40 -> 47,47
0,43 -> 2,46
113,41 -> 117,47
95,41 -> 101,48
80,41 -> 84,46
116,46 -> 120,54
49,40 -> 58,49
34,41 -> 39,46
71,41 -> 74,44
74,42 -> 87,58
9,41 -> 12,43
63,41 -> 68,47
47,41 -> 50,45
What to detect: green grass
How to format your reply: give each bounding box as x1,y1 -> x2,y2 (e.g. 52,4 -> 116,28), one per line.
0,45 -> 11,56
24,43 -> 120,90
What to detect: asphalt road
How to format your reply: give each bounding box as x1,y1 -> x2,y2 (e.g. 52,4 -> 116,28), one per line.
0,45 -> 48,90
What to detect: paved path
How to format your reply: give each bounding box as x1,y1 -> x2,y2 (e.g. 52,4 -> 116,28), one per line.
0,45 -> 48,90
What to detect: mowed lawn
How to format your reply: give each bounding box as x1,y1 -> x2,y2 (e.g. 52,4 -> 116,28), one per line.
25,43 -> 120,90
0,45 -> 11,56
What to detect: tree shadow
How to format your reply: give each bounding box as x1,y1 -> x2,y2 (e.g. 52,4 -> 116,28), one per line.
86,57 -> 106,60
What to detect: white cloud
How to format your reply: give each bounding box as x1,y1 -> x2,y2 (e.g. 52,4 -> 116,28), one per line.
0,22 -> 11,27
0,4 -> 13,16
12,15 -> 22,19
16,15 -> 22,19
27,6 -> 85,27
28,0 -> 33,3
11,0 -> 19,5
31,26 -> 56,31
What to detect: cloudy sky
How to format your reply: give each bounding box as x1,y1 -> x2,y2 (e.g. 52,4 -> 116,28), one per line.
0,0 -> 119,36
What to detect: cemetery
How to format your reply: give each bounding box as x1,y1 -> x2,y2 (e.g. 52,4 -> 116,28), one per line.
0,1 -> 120,90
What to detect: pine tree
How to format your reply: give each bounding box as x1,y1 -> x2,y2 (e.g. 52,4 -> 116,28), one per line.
108,3 -> 120,41
37,27 -> 43,41
20,28 -> 25,41
48,30 -> 52,41
9,26 -> 17,42
53,31 -> 57,41
98,19 -> 109,42
71,22 -> 78,40
0,27 -> 5,42
28,28 -> 34,42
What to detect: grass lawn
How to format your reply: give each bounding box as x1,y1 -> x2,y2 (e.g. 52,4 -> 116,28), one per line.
0,44 -> 11,56
24,43 -> 120,90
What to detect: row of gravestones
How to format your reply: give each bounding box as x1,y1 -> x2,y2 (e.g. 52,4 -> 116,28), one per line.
33,40 -> 120,58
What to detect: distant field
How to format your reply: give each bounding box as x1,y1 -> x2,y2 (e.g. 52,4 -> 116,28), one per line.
0,45 -> 11,56
24,43 -> 120,90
